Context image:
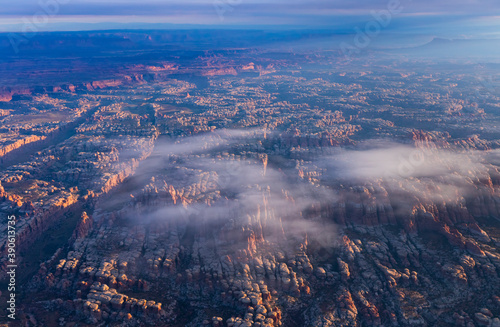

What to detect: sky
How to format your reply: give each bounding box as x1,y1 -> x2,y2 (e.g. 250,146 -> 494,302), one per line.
0,0 -> 499,37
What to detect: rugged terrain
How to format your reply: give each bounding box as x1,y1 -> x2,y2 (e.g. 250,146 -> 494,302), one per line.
0,31 -> 499,326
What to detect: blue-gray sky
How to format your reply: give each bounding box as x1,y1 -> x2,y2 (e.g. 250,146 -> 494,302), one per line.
0,0 -> 499,37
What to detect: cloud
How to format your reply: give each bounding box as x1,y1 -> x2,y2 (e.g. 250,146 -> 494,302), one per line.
156,129 -> 265,156
1,0 -> 499,36
123,129 -> 338,249
4,0 -> 500,16
320,140 -> 496,203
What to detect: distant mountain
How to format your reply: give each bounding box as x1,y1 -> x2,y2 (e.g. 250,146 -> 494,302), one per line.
0,29 -> 343,58
392,37 -> 500,59
423,37 -> 454,46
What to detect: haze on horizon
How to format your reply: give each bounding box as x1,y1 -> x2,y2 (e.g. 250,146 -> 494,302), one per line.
0,0 -> 499,40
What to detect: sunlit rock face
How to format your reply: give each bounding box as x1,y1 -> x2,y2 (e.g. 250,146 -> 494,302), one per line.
0,31 -> 499,326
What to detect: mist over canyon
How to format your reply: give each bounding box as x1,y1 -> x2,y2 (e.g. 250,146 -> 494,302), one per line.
0,30 -> 499,327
